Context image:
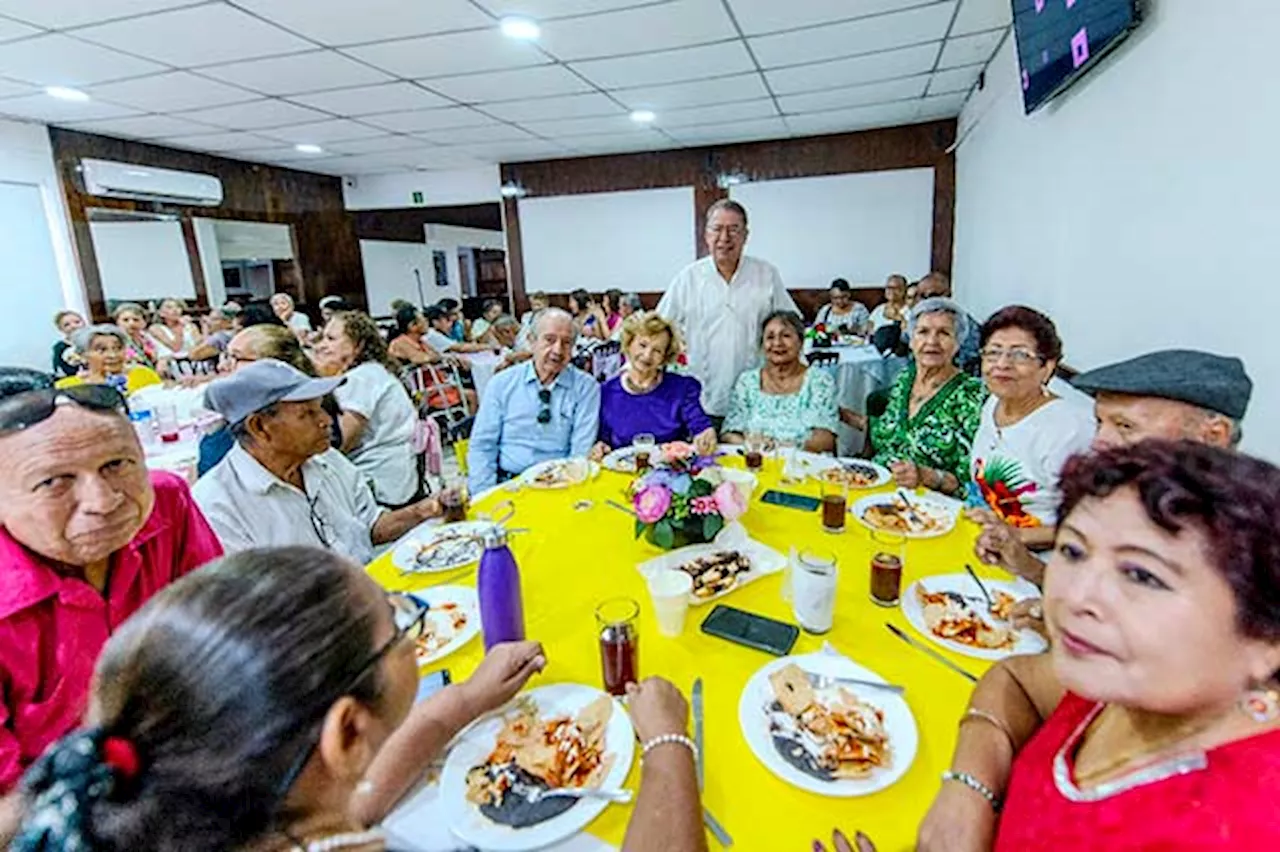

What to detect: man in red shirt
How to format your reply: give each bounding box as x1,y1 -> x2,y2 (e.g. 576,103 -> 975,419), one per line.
0,369 -> 223,832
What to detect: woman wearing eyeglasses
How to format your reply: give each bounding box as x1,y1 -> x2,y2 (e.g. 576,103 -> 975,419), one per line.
10,548 -> 706,852
968,306 -> 1094,549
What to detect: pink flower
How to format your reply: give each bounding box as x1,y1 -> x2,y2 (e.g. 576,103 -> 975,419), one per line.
714,481 -> 746,522
690,495 -> 719,515
633,485 -> 672,523
661,441 -> 696,462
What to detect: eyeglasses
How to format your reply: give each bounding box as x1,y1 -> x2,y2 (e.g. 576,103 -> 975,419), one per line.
980,348 -> 1044,366
307,494 -> 334,548
706,225 -> 745,238
537,388 -> 552,424
273,593 -> 429,801
0,370 -> 128,436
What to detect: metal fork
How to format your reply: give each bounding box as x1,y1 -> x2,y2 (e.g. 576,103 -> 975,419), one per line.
525,786 -> 633,804
804,669 -> 906,696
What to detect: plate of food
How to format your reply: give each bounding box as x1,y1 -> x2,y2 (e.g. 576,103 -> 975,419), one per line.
902,575 -> 1047,660
404,586 -> 481,667
601,445 -> 645,473
519,458 -> 598,489
739,651 -> 917,797
636,522 -> 786,604
804,456 -> 892,489
392,521 -> 489,574
851,492 -> 959,539
440,684 -> 634,851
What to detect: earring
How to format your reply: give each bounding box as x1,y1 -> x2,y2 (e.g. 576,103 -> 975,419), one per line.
1240,685 -> 1280,723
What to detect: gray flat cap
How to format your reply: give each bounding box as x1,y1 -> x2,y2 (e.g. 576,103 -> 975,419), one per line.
1072,350 -> 1252,420
204,359 -> 343,426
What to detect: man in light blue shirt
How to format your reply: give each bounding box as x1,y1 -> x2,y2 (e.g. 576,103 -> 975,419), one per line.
468,308 -> 600,493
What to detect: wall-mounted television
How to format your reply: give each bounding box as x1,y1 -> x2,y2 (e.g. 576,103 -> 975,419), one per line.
1012,0 -> 1144,114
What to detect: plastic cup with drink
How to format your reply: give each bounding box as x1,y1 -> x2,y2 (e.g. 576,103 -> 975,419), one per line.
646,570 -> 693,637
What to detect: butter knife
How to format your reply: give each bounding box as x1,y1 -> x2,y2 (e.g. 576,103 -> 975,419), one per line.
692,678 -> 705,792
885,623 -> 979,683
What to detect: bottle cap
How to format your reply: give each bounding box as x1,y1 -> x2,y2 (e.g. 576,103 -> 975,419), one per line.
481,524 -> 507,549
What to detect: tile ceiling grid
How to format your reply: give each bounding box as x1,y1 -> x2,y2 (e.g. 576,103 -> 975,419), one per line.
0,0 -> 1012,175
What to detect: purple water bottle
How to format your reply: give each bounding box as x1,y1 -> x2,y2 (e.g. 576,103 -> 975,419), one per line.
477,525 -> 525,650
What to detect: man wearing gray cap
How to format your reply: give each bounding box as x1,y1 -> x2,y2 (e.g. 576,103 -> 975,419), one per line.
973,348 -> 1252,589
193,359 -> 443,562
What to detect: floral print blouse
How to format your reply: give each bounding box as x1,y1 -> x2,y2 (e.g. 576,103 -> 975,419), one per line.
722,366 -> 840,445
870,362 -> 987,483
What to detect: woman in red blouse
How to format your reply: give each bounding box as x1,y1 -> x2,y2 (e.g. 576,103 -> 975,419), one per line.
826,440 -> 1280,851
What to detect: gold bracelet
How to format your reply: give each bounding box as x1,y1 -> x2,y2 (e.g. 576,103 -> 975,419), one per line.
960,708 -> 1016,750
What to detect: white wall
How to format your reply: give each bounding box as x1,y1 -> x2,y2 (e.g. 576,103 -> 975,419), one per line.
361,239 -> 454,316
89,220 -> 196,304
0,119 -> 84,371
191,217 -> 225,306
730,169 -> 934,290
342,166 -> 500,209
953,0 -> 1280,458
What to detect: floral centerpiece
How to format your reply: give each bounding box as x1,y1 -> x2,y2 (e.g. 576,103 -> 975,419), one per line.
806,322 -> 834,348
629,441 -> 749,550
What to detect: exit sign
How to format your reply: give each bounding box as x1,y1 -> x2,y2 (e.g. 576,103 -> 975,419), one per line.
411,191 -> 424,205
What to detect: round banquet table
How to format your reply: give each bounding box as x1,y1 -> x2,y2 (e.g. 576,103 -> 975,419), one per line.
802,343 -> 896,456
366,456 -> 1006,852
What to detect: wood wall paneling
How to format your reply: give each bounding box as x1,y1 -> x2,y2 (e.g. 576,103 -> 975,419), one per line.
48,128 -> 364,321
351,203 -> 503,243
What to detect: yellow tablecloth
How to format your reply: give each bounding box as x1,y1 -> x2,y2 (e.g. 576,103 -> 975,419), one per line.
366,459 -> 1000,852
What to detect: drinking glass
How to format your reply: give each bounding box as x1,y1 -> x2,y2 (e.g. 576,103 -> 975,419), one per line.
633,433 -> 656,472
155,403 -> 181,443
870,530 -> 907,606
646,571 -> 692,637
596,598 -> 640,696
440,478 -> 469,523
744,432 -> 766,472
792,550 -> 838,634
820,477 -> 848,533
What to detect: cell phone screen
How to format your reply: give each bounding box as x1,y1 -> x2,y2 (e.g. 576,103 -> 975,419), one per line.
760,489 -> 821,512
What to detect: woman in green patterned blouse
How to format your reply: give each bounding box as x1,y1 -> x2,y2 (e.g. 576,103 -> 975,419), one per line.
866,297 -> 986,497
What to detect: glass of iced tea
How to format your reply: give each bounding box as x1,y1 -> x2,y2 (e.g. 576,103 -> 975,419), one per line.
870,530 -> 907,606
633,433 -> 656,472
820,475 -> 848,533
440,479 -> 469,523
744,432 -> 766,472
596,598 -> 640,696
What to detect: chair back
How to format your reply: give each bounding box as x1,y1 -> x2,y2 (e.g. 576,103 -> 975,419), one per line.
807,350 -> 840,368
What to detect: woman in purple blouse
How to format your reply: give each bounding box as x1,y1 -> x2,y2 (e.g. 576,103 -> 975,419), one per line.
590,312 -> 717,459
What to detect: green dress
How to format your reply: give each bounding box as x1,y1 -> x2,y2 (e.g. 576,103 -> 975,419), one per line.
871,363 -> 986,483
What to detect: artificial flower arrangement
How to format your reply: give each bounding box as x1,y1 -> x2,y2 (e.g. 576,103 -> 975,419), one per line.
806,322 -> 835,348
629,441 -> 748,550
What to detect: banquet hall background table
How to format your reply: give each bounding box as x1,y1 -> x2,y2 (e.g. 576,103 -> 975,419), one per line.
802,342 -> 897,455
460,350 -> 501,398
366,458 -> 1005,852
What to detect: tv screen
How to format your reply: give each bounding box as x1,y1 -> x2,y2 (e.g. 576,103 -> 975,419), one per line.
1012,0 -> 1143,114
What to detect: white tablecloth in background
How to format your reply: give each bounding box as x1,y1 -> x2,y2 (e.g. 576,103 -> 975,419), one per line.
461,351 -> 501,399
804,343 -> 891,455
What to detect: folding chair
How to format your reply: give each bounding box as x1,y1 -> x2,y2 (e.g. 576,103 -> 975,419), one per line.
402,363 -> 473,435
589,340 -> 624,381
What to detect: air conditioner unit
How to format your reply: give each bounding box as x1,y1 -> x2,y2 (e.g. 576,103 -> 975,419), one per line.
80,158 -> 224,207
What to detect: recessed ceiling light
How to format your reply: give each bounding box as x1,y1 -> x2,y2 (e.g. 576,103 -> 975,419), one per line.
499,16 -> 540,41
630,110 -> 656,124
45,86 -> 89,102
294,143 -> 324,154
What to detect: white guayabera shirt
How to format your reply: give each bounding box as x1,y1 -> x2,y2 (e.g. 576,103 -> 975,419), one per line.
657,255 -> 797,417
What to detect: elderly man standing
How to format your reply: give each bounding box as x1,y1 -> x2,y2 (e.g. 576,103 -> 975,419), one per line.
193,360 -> 444,562
467,308 -> 600,493
658,200 -> 797,421
0,368 -> 222,812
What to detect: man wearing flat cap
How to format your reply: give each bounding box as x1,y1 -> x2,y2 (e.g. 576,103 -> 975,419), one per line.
973,349 -> 1253,592
193,359 -> 444,562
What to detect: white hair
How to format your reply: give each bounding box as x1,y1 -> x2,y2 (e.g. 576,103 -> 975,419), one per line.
907,297 -> 972,345
534,307 -> 574,337
70,324 -> 127,355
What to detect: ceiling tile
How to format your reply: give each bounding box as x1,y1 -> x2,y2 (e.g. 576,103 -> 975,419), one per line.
518,113 -> 643,137
0,33 -> 165,85
324,134 -> 431,155
361,106 -> 498,133
667,116 -> 790,145
425,65 -> 592,104
778,75 -> 927,114
764,42 -> 938,95
332,157 -> 420,175
450,139 -> 574,161
156,131 -> 287,152
537,0 -> 737,61
0,0 -> 194,29
274,155 -> 356,176
0,77 -> 34,98
410,148 -> 491,169
259,118 -> 387,144
938,28 -> 1004,69
916,91 -> 967,119
64,113 -> 221,139
0,14 -> 38,42
657,98 -> 778,128
749,2 -> 956,69
785,99 -> 921,136
345,30 -> 548,79
172,98 -> 330,130
482,92 -> 619,122
290,82 -> 452,116
0,93 -> 139,122
572,41 -> 755,89
926,63 -> 980,95
951,0 -> 1011,36
566,129 -> 671,154
74,5 -> 313,67
232,0 -> 491,47
87,71 -> 257,112
423,123 -> 536,145
728,0 -> 938,37
198,51 -> 393,97
475,0 -> 654,17
613,73 -> 769,110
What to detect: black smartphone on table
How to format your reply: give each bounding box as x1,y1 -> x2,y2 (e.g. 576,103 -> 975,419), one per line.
701,605 -> 800,656
760,489 -> 821,512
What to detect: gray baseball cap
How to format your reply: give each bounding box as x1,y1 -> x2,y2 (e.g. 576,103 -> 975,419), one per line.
204,359 -> 344,426
1072,350 -> 1252,420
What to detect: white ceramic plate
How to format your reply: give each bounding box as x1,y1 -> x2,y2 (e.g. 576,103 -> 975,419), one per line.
601,445 -> 642,473
739,651 -> 918,797
801,455 -> 892,489
850,492 -> 959,539
410,585 -> 481,667
392,521 -> 488,575
441,683 -> 635,852
635,522 -> 785,605
520,458 -> 598,489
902,575 -> 1048,661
